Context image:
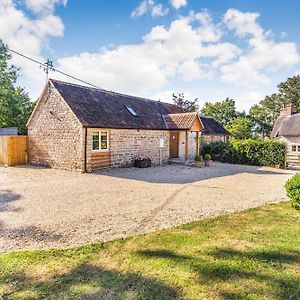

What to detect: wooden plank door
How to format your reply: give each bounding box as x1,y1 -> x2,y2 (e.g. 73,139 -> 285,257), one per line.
170,132 -> 179,158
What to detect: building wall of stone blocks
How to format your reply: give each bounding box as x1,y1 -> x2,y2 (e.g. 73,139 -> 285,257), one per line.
86,128 -> 170,169
28,84 -> 85,170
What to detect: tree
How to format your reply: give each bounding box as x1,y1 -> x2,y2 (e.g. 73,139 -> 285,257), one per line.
278,75 -> 300,110
173,93 -> 199,112
249,93 -> 283,137
225,117 -> 254,139
0,40 -> 34,134
200,98 -> 242,126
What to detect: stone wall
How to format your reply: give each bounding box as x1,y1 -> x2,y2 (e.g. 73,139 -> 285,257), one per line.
86,128 -> 170,169
28,84 -> 84,170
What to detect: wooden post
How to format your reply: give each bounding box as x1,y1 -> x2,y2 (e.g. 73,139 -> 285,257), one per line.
196,131 -> 200,155
185,131 -> 190,165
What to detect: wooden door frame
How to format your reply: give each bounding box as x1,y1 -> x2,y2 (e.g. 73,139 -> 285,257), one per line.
169,131 -> 179,158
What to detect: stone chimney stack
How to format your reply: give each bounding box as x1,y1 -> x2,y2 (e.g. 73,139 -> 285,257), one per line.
280,103 -> 296,117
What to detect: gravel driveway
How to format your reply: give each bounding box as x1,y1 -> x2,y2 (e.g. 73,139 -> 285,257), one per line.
0,163 -> 294,252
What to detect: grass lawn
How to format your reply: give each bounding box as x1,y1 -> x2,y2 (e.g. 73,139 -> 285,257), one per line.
0,202 -> 299,300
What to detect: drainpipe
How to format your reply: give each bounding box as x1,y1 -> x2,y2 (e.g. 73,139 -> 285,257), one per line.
84,127 -> 87,172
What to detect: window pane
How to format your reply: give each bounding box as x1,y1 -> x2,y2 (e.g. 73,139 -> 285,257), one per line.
298,146 -> 300,152
101,132 -> 108,149
292,145 -> 296,152
92,132 -> 99,150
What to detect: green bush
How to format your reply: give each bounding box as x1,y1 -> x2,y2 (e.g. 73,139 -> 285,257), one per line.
285,174 -> 300,210
195,154 -> 202,161
204,154 -> 212,161
201,138 -> 286,167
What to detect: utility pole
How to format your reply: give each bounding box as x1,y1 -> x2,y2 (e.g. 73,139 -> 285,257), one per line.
40,59 -> 55,83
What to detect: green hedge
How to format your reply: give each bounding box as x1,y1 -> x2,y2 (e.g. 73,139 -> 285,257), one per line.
201,138 -> 286,167
285,174 -> 300,210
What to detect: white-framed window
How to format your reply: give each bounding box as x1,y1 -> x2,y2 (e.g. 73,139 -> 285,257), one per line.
92,130 -> 109,151
291,144 -> 300,152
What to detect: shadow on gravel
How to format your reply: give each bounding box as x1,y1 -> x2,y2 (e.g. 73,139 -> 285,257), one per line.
0,190 -> 21,212
94,163 -> 291,184
0,222 -> 64,244
0,263 -> 180,299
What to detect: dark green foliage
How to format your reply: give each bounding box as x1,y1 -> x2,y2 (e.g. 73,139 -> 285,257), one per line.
225,116 -> 254,139
172,93 -> 199,112
200,98 -> 243,126
204,153 -> 211,161
201,139 -> 286,167
285,174 -> 300,210
0,40 -> 34,134
194,154 -> 202,161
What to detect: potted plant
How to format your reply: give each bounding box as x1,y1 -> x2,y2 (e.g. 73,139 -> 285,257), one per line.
194,154 -> 203,168
204,153 -> 212,167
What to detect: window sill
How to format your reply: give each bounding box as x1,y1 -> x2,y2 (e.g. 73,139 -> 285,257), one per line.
91,149 -> 109,153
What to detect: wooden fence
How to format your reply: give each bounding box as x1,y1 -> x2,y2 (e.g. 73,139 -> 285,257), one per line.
0,136 -> 28,166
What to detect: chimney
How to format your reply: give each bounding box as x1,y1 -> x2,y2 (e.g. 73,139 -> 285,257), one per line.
280,103 -> 295,117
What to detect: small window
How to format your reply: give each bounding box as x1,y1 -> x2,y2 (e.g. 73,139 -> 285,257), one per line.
92,131 -> 109,151
297,146 -> 300,152
292,145 -> 297,152
125,106 -> 138,116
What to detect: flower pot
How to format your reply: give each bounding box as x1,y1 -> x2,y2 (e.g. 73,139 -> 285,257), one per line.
204,160 -> 212,167
195,161 -> 202,168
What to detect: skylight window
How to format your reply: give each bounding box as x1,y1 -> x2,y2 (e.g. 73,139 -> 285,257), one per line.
125,106 -> 138,116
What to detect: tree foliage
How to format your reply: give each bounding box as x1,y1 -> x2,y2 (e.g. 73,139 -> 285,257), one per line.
0,40 -> 34,134
173,93 -> 199,112
225,117 -> 254,139
200,98 -> 242,126
249,75 -> 300,137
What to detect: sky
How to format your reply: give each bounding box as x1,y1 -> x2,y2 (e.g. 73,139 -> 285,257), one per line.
1,0 -> 300,112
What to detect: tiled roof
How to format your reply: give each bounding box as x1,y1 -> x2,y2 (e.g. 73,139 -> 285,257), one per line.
199,116 -> 230,136
48,79 -> 229,135
163,112 -> 200,130
50,79 -> 182,130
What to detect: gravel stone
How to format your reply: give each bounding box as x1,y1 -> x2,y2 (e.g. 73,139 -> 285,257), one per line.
0,163 -> 294,252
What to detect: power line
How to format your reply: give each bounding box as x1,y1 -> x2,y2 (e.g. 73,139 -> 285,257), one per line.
7,48 -> 102,89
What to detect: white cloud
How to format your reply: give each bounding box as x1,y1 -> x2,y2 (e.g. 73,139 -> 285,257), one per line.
23,0 -> 67,15
170,0 -> 187,10
153,90 -> 198,104
280,31 -> 287,38
0,0 -> 65,95
237,91 -> 264,111
57,11 -> 237,95
151,4 -> 169,17
221,8 -> 300,86
131,0 -> 168,18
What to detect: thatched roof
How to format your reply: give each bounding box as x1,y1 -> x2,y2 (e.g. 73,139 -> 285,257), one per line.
271,113 -> 300,137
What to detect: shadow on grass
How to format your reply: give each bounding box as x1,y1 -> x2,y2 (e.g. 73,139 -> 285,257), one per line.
137,248 -> 300,299
1,262 -> 180,299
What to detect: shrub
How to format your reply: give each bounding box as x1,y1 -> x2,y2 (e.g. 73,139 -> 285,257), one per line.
195,154 -> 202,161
285,174 -> 300,210
204,154 -> 212,161
201,138 -> 286,167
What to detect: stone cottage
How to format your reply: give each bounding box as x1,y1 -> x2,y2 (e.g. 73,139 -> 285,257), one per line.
271,103 -> 300,168
27,79 -> 226,171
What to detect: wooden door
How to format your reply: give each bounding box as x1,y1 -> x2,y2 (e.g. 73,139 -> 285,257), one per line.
170,132 -> 179,158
